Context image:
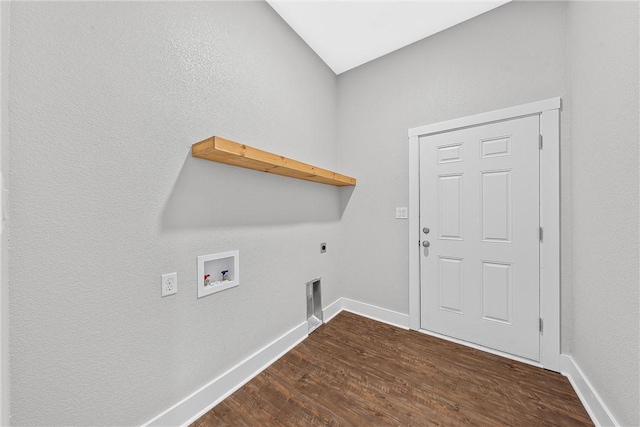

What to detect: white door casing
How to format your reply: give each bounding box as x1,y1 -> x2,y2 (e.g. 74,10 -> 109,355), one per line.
419,116 -> 540,361
408,98 -> 561,371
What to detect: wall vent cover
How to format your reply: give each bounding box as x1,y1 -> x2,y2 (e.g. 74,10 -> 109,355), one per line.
306,278 -> 323,333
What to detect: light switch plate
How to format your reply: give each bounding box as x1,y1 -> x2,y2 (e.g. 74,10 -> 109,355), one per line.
396,207 -> 408,219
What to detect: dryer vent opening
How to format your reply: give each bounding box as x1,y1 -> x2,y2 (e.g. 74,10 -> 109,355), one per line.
306,278 -> 323,333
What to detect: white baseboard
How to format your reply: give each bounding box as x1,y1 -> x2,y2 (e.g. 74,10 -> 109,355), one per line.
143,321 -> 308,427
323,297 -> 410,330
143,300 -> 619,427
144,299 -> 407,426
322,298 -> 344,323
560,354 -> 618,426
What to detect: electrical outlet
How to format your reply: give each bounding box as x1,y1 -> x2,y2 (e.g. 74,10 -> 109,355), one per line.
161,272 -> 177,297
320,242 -> 327,253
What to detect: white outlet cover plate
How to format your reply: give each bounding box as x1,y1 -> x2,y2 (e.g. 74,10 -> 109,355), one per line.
396,207 -> 408,219
161,272 -> 177,297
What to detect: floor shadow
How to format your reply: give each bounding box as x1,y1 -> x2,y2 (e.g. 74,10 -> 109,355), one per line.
161,152 -> 354,230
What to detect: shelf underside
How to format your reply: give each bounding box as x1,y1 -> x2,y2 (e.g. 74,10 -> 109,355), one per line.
192,136 -> 356,187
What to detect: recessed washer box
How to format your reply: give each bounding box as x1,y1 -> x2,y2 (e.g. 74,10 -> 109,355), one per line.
197,250 -> 239,298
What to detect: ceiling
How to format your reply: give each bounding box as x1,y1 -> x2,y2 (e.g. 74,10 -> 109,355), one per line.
266,1 -> 511,75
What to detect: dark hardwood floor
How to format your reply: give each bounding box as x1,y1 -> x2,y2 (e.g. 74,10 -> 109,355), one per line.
192,312 -> 592,426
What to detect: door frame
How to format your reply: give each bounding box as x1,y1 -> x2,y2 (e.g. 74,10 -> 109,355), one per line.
408,97 -> 561,372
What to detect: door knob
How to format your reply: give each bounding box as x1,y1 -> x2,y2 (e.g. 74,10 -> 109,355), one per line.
422,240 -> 430,248
423,227 -> 430,234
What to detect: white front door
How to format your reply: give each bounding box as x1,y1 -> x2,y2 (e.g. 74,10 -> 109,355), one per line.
419,115 -> 540,361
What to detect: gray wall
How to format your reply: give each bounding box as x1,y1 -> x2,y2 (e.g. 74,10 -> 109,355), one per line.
336,1 -> 639,424
8,2 -> 340,425
336,1 -> 572,348
0,2 -> 8,425
567,2 -> 639,426
7,1 -> 639,426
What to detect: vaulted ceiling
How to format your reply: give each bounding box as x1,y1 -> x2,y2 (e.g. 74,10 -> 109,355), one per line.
267,1 -> 511,74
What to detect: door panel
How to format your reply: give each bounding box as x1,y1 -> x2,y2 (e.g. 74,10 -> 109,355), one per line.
481,170 -> 512,242
481,261 -> 511,323
419,115 -> 540,361
438,175 -> 463,239
438,257 -> 463,313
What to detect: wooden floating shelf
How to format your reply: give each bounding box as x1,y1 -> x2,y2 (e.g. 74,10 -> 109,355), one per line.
192,136 -> 356,187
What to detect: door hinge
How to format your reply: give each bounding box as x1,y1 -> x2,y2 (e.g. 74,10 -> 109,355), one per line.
539,318 -> 544,333
539,134 -> 543,149
539,226 -> 543,242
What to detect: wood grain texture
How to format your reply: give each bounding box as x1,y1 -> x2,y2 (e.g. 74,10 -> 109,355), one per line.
192,136 -> 357,187
192,312 -> 592,426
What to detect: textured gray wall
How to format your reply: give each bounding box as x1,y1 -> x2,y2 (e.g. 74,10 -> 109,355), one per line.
567,2 -> 639,425
7,1 -> 639,426
336,1 -> 571,348
0,3 -> 8,425
8,2 -> 340,425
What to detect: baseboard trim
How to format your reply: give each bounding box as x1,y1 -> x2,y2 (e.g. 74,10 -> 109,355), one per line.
143,321 -> 308,427
328,303 -> 615,426
322,298 -> 344,323
323,297 -> 410,330
145,304 -> 618,427
145,299 -> 408,426
560,354 -> 618,426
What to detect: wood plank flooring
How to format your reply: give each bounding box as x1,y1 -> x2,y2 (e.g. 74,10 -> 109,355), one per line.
192,312 -> 592,426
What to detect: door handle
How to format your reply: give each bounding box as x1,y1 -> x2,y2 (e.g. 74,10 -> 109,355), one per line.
423,227 -> 430,234
422,240 -> 430,248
